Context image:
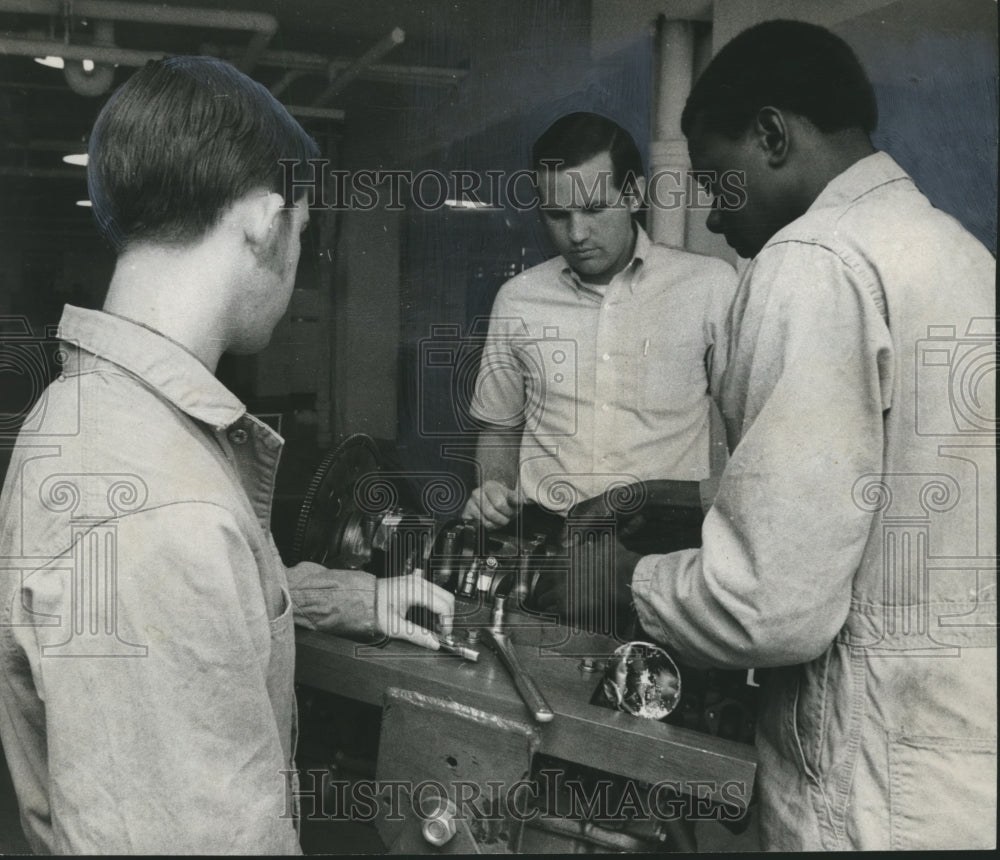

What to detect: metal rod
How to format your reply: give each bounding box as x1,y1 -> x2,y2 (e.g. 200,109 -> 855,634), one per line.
209,45 -> 467,86
527,815 -> 663,852
269,69 -> 306,98
0,35 -> 162,66
0,0 -> 277,72
0,0 -> 277,32
0,165 -> 86,178
283,105 -> 346,121
434,633 -> 479,663
313,27 -> 405,106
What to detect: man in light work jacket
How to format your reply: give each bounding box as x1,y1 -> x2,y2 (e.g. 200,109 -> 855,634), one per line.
464,113 -> 737,563
0,57 -> 453,853
539,20 -> 997,850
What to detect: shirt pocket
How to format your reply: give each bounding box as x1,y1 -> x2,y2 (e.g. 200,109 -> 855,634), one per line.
888,733 -> 996,849
638,340 -> 709,412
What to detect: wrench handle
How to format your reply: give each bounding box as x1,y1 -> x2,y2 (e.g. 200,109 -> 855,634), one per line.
486,630 -> 555,723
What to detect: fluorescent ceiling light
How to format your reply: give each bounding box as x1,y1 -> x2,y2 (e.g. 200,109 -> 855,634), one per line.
34,56 -> 65,70
75,200 -> 93,208
63,153 -> 89,167
82,59 -> 95,72
444,199 -> 495,210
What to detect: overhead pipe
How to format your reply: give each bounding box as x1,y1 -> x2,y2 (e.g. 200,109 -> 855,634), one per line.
1,138 -> 87,152
356,62 -> 464,86
313,27 -> 405,106
0,165 -> 86,178
209,42 -> 466,85
0,40 -> 343,122
284,105 -> 345,122
269,68 -> 307,98
0,35 -> 162,67
0,0 -> 277,72
212,45 -> 466,87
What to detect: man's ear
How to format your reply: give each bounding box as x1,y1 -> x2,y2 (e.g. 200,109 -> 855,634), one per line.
753,107 -> 790,167
240,191 -> 286,250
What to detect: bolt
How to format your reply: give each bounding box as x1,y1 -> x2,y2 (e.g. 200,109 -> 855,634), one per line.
422,800 -> 457,846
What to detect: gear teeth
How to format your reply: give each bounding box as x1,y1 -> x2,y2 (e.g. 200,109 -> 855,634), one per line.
290,433 -> 381,564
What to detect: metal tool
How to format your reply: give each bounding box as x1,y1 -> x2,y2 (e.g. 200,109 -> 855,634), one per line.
481,595 -> 555,723
434,632 -> 480,662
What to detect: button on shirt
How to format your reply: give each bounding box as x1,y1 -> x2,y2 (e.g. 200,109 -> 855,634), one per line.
470,226 -> 737,511
0,306 -> 379,854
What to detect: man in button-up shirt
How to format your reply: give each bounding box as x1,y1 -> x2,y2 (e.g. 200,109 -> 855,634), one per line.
463,113 -> 737,529
0,57 -> 453,854
594,21 -> 995,850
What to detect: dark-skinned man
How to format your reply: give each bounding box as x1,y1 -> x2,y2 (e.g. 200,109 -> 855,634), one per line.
539,20 -> 996,851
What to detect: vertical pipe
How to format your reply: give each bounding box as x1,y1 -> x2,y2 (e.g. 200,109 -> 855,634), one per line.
648,17 -> 695,248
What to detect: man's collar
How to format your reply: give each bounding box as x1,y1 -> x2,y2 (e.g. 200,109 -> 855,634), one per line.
632,223 -> 652,264
809,151 -> 909,213
57,305 -> 246,430
560,223 -> 650,296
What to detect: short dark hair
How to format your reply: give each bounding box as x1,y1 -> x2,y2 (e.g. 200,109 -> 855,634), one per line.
88,56 -> 319,251
532,112 -> 644,193
681,20 -> 877,139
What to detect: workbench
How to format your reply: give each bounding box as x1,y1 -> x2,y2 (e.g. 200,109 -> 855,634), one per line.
294,601 -> 757,853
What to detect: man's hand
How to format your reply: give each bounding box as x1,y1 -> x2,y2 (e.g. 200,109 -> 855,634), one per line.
375,572 -> 454,651
533,534 -> 643,634
462,480 -> 520,529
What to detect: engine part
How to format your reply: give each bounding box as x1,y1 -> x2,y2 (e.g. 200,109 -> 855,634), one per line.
291,436 -> 757,744
292,433 -> 388,570
291,435 -> 557,608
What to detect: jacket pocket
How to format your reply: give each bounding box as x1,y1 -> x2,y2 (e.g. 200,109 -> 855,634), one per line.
791,652 -> 830,783
269,584 -> 293,627
888,733 -> 997,850
791,647 -> 868,848
267,585 -> 298,771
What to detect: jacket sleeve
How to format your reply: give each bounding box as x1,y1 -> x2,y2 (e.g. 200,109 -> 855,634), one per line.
287,561 -> 379,637
27,502 -> 302,854
705,259 -> 738,400
631,241 -> 893,668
